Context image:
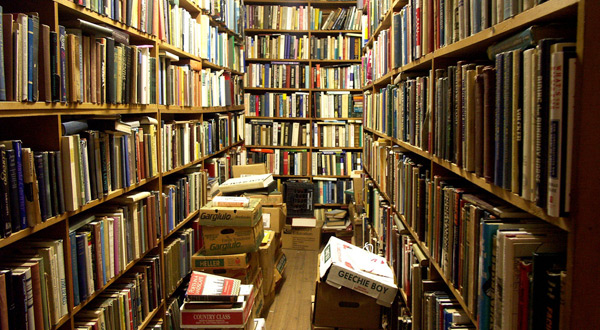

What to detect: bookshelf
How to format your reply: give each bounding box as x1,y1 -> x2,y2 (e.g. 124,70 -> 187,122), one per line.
0,0 -> 245,329
361,0 -> 599,328
243,0 -> 363,208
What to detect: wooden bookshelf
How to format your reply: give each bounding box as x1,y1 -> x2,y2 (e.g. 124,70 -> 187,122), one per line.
361,0 -> 600,328
0,0 -> 246,327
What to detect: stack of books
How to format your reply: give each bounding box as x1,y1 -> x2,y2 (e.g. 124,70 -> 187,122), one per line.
179,271 -> 256,329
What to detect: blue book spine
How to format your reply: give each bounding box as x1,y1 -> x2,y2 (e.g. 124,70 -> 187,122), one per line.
27,17 -> 34,102
69,231 -> 81,306
494,53 -> 504,186
0,6 -> 5,101
99,220 -> 107,285
477,221 -> 501,330
75,233 -> 88,301
11,142 -> 27,229
33,154 -> 48,221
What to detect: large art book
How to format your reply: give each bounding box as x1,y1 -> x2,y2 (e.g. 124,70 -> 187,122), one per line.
186,271 -> 242,303
218,173 -> 274,193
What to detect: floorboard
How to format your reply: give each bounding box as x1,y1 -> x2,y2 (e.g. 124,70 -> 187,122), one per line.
264,248 -> 318,330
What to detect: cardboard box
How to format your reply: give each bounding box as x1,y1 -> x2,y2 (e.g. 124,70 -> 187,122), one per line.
262,204 -> 287,233
251,281 -> 264,320
199,253 -> 260,284
313,277 -> 381,329
180,285 -> 257,328
201,220 -> 264,256
199,198 -> 263,227
233,164 -> 268,178
282,218 -> 322,250
259,230 -> 278,295
319,236 -> 397,307
191,251 -> 257,270
243,191 -> 284,206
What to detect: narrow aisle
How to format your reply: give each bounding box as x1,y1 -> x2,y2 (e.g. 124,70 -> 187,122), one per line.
265,249 -> 319,330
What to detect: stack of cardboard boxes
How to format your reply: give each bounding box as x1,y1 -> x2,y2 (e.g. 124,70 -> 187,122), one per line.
311,236 -> 398,330
185,197 -> 264,329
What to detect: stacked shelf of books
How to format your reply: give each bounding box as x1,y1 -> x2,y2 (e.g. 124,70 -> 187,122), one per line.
359,0 -> 594,329
0,0 -> 245,328
242,0 -> 364,209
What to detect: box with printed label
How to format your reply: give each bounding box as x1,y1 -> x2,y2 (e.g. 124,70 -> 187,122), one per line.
201,219 -> 264,256
180,285 -> 257,328
233,164 -> 268,178
199,198 -> 262,227
313,265 -> 381,329
199,253 -> 260,284
319,236 -> 397,307
262,204 -> 287,233
243,192 -> 284,206
282,217 -> 322,251
191,252 -> 256,270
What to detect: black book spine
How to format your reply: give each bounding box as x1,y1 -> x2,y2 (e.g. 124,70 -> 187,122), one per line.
50,31 -> 60,102
105,37 -> 115,104
11,271 -> 27,327
54,150 -> 66,214
41,152 -> 52,219
48,151 -> 59,217
33,153 -> 48,221
1,269 -> 16,329
0,146 -> 11,237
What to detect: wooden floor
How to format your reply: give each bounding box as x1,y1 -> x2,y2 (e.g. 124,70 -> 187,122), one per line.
264,248 -> 319,330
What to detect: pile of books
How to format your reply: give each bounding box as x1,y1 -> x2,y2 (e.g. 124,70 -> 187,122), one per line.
180,271 -> 257,329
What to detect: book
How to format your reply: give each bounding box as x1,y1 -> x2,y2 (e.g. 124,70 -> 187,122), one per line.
186,271 -> 242,302
218,173 -> 274,193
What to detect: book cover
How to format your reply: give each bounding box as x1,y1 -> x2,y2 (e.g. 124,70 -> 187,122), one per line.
186,271 -> 242,302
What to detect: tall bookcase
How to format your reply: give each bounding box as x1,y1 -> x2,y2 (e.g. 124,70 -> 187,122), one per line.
0,0 -> 245,329
361,0 -> 600,328
243,0 -> 364,208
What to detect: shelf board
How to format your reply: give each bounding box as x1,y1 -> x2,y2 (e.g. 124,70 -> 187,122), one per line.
138,304 -> 164,330
0,102 -> 157,116
52,314 -> 71,330
310,30 -> 363,34
163,210 -> 200,242
201,141 -> 245,160
398,52 -> 434,72
202,60 -> 244,75
310,59 -> 362,63
315,203 -> 348,207
0,213 -> 66,249
246,58 -> 311,63
314,117 -> 363,121
178,0 -> 202,13
246,116 -> 311,121
162,158 -> 204,177
244,0 -> 309,3
245,145 -> 311,149
312,88 -> 362,92
432,0 -> 579,59
314,146 -> 363,150
55,0 -> 156,43
159,41 -> 203,62
202,105 -> 246,113
158,105 -> 202,113
245,29 -> 310,34
313,175 -> 352,178
245,87 -> 312,92
273,174 -> 311,178
310,1 -> 359,5
364,126 -> 570,231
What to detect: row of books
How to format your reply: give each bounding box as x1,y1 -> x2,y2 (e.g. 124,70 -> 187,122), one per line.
311,7 -> 362,31
312,121 -> 363,148
158,54 -> 202,107
311,151 -> 362,177
361,27 -> 391,85
73,254 -> 162,330
246,149 -> 309,176
68,190 -> 161,308
163,227 -> 197,298
1,239 -> 68,328
245,34 -> 310,60
361,0 -> 392,43
314,91 -> 363,118
313,178 -> 353,204
312,34 -> 362,60
312,64 -> 361,90
201,69 -> 243,108
365,146 -> 568,330
205,149 -> 238,185
245,62 -> 310,89
162,168 -> 207,234
245,6 -> 310,30
62,117 -> 159,211
244,92 -> 311,118
244,121 -> 310,147
1,14 -> 157,104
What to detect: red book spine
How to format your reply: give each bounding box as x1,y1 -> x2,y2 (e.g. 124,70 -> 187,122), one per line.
517,260 -> 533,330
